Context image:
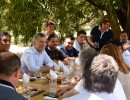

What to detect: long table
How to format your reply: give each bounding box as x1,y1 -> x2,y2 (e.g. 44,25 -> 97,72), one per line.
19,78 -> 64,100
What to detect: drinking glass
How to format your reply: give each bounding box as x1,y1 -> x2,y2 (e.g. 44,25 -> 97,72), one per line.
23,79 -> 30,100
49,79 -> 57,95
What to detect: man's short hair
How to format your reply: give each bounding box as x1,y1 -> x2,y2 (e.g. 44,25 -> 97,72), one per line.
64,36 -> 75,41
47,33 -> 58,41
77,30 -> 86,37
0,32 -> 11,41
33,33 -> 46,41
83,54 -> 118,93
0,52 -> 21,76
100,16 -> 110,24
121,31 -> 128,35
79,48 -> 98,64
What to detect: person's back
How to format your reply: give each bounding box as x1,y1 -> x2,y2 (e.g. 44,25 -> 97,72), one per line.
0,83 -> 25,100
63,91 -> 117,100
0,52 -> 26,100
101,43 -> 130,100
63,54 -> 119,100
118,71 -> 130,100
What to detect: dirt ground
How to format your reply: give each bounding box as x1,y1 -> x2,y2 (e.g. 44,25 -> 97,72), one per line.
9,45 -> 29,58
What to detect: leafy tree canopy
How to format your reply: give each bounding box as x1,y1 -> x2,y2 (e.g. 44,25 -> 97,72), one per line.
0,0 -> 129,45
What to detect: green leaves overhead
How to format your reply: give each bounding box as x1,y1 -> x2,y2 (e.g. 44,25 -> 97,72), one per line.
0,0 -> 102,45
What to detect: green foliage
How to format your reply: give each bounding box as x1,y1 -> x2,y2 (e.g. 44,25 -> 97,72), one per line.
0,0 -> 101,45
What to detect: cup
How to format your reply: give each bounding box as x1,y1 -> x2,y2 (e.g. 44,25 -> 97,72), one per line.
74,63 -> 82,76
61,74 -> 69,85
94,42 -> 99,48
34,70 -> 42,78
23,76 -> 30,100
68,61 -> 75,76
49,79 -> 57,94
22,89 -> 30,100
22,82 -> 30,100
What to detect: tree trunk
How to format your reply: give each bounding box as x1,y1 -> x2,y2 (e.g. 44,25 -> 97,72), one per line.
126,0 -> 130,38
107,11 -> 121,40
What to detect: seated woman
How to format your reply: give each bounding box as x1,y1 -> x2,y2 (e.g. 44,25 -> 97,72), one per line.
63,54 -> 120,100
101,43 -> 130,100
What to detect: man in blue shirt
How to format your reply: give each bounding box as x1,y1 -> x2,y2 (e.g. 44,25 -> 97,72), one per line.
60,36 -> 79,57
21,33 -> 53,74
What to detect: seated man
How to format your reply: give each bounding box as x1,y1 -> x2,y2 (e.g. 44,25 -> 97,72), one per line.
0,52 -> 26,100
21,33 -> 53,74
0,32 -> 11,53
120,31 -> 130,52
45,33 -> 67,62
57,48 -> 98,95
73,30 -> 88,52
63,54 -> 120,100
60,36 -> 79,58
119,31 -> 130,67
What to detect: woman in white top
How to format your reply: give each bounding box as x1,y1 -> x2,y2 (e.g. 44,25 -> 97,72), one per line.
101,43 -> 130,100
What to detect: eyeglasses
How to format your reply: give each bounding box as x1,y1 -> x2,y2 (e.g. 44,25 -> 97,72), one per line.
1,39 -> 10,44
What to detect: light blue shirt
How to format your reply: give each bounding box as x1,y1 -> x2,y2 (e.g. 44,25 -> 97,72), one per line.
123,50 -> 130,67
21,46 -> 53,73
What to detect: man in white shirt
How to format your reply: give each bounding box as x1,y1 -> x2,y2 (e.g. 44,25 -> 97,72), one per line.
21,33 -> 53,74
73,30 -> 88,52
63,50 -> 125,100
120,31 -> 130,52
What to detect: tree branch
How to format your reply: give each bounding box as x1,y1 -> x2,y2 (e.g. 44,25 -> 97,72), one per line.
79,13 -> 95,26
85,0 -> 105,10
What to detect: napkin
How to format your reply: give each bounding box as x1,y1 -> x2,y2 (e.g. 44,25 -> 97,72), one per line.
44,96 -> 58,100
53,62 -> 60,71
58,60 -> 64,68
49,70 -> 58,80
63,65 -> 71,76
23,73 -> 30,83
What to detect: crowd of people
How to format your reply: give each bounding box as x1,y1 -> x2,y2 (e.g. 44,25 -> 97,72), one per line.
0,16 -> 130,100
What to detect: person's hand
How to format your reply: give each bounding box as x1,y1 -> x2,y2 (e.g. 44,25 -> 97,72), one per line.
53,60 -> 58,64
83,40 -> 88,48
69,76 -> 81,85
122,43 -> 130,50
93,42 -> 99,48
57,87 -> 68,95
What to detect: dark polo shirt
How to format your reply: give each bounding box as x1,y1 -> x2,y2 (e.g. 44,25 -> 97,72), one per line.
0,79 -> 26,100
90,26 -> 113,51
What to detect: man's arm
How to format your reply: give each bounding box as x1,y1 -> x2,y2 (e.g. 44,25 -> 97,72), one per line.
23,53 -> 40,72
40,65 -> 53,73
87,34 -> 95,47
43,51 -> 54,72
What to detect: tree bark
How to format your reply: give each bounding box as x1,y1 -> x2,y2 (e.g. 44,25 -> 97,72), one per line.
107,11 -> 121,40
126,0 -> 130,38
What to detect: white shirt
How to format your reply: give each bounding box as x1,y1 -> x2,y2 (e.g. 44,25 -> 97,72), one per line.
63,90 -> 117,100
21,46 -> 53,73
73,39 -> 82,52
73,79 -> 126,100
123,50 -> 130,67
118,71 -> 130,100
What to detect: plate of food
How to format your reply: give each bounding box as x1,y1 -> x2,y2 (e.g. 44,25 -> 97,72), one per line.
16,86 -> 44,97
